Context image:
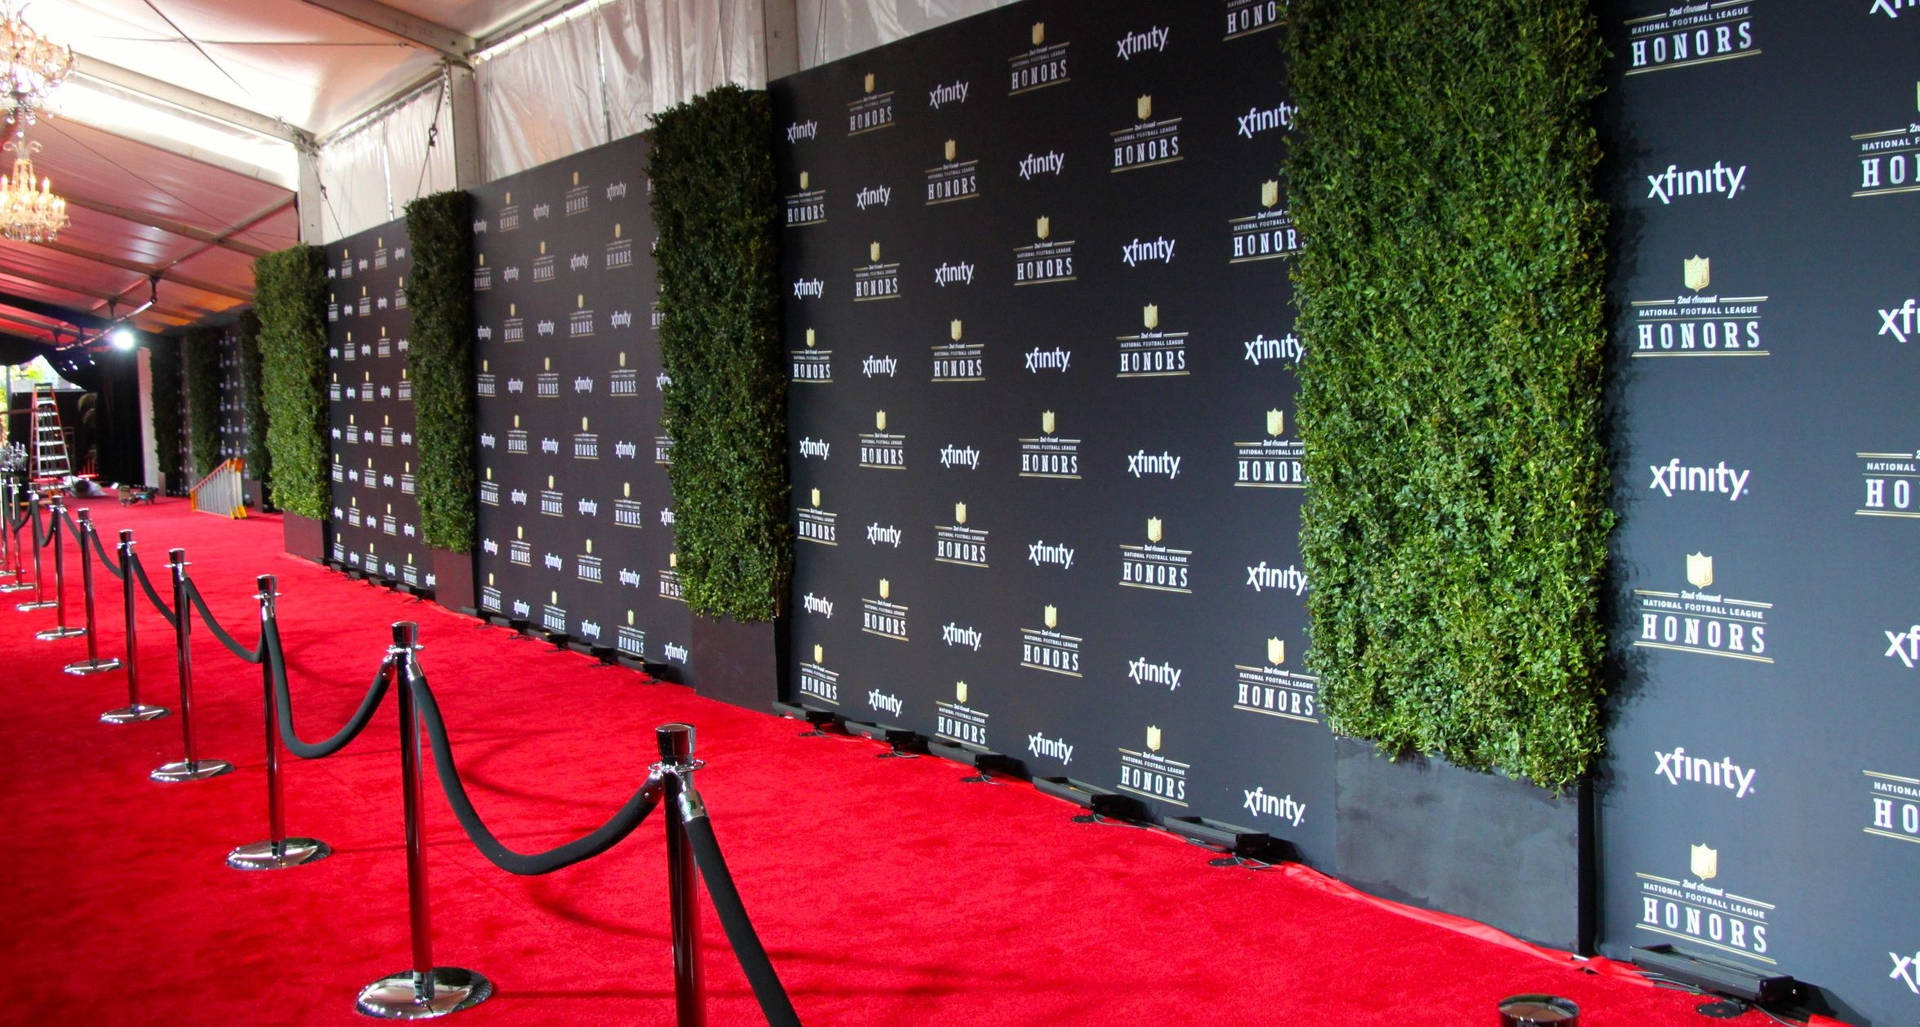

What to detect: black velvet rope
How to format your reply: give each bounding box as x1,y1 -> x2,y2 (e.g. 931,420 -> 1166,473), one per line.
31,503 -> 54,547
6,493 -> 28,533
57,505 -> 81,541
183,579 -> 265,664
405,660 -> 666,876
265,624 -> 393,760
85,526 -> 125,581
127,551 -> 176,628
683,812 -> 803,1026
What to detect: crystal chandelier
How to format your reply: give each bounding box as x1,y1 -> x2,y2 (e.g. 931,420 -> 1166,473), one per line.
0,1 -> 70,242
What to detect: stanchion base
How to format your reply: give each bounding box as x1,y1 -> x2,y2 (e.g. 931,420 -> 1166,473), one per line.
64,657 -> 123,675
101,703 -> 169,723
356,968 -> 493,1019
150,758 -> 234,782
35,625 -> 86,640
0,582 -> 33,593
227,837 -> 331,871
15,599 -> 56,611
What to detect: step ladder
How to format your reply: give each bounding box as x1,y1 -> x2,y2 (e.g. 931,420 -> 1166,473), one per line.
29,383 -> 70,487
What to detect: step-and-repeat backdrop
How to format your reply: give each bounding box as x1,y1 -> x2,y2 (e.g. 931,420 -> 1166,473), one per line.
1597,2 -> 1916,1021
467,135 -> 691,677
326,221 -> 431,589
771,0 -> 1325,861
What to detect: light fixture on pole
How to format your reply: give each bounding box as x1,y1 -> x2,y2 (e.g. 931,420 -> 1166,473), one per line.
0,0 -> 71,243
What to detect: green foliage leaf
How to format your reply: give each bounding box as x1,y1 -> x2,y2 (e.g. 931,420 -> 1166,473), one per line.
182,326 -> 222,478
253,245 -> 330,520
403,191 -> 478,553
1286,0 -> 1612,787
649,85 -> 789,621
236,309 -> 269,480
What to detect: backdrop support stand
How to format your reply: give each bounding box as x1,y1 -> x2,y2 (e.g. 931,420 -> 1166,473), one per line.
658,723 -> 706,1027
63,509 -> 120,673
229,575 -> 331,870
101,530 -> 167,723
150,548 -> 232,782
15,492 -> 55,610
356,621 -> 491,1019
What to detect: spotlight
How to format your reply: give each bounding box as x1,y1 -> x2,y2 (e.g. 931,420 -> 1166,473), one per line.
109,327 -> 135,351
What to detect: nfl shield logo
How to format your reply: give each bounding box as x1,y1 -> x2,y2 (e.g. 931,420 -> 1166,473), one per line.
954,502 -> 967,525
878,578 -> 889,600
809,488 -> 820,507
875,410 -> 887,431
950,319 -> 963,341
1261,180 -> 1280,208
805,328 -> 816,348
1268,638 -> 1286,665
1686,553 -> 1713,590
1036,216 -> 1051,240
944,139 -> 956,161
1146,725 -> 1162,752
1043,605 -> 1058,629
572,172 -> 579,187
1690,843 -> 1718,880
1267,409 -> 1285,437
1143,304 -> 1159,330
1137,95 -> 1153,120
1146,517 -> 1163,543
813,644 -> 824,664
1683,255 -> 1710,292
1032,22 -> 1044,45
799,171 -> 808,189
669,552 -> 678,568
869,241 -> 881,263
1041,410 -> 1056,434
864,73 -> 875,93
956,680 -> 968,703
623,482 -> 631,498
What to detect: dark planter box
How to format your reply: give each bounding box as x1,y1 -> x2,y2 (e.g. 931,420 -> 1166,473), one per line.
1334,736 -> 1590,952
687,613 -> 786,710
243,479 -> 271,512
282,511 -> 325,563
430,547 -> 475,614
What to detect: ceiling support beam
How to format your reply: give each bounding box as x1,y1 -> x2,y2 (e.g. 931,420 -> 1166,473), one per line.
36,242 -> 253,302
0,292 -> 111,330
297,0 -> 475,60
71,55 -> 312,146
0,268 -> 205,324
58,192 -> 284,260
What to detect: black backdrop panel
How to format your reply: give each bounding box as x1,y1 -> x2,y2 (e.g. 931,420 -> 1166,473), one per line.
1597,2 -> 1917,1022
468,134 -> 690,675
774,0 -> 1326,863
326,219 -> 430,588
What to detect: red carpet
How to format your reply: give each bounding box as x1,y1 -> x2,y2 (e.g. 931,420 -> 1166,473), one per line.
0,497 -> 1784,1025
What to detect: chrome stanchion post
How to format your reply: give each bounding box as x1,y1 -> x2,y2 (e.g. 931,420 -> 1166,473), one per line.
62,509 -> 116,670
0,474 -> 18,585
102,530 -> 167,723
357,621 -> 491,1019
229,574 -> 330,870
15,492 -> 54,610
150,548 -> 232,782
34,498 -> 84,638
658,723 -> 706,1027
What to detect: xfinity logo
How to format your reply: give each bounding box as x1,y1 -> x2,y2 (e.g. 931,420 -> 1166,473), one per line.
477,326 -> 493,341
928,80 -> 969,108
606,181 -> 628,200
532,202 -> 550,220
1892,950 -> 1920,994
1879,298 -> 1917,343
1886,624 -> 1920,668
480,432 -> 497,448
1017,151 -> 1065,180
933,261 -> 975,286
1127,657 -> 1181,690
1244,332 -> 1304,366
1028,540 -> 1075,570
1655,746 -> 1757,798
785,120 -> 818,142
1027,732 -> 1073,765
1024,346 -> 1071,372
1243,787 -> 1307,826
1127,449 -> 1180,479
659,508 -> 676,526
1871,0 -> 1917,18
509,489 -> 528,506
1237,102 -> 1297,139
610,310 -> 632,329
573,376 -> 594,394
507,378 -> 525,394
1120,236 -> 1176,266
802,593 -> 834,618
798,437 -> 831,460
568,254 -> 589,271
1115,25 -> 1169,60
856,184 -> 891,209
1246,562 -> 1308,594
577,499 -> 598,517
540,437 -> 560,455
861,355 -> 897,378
865,523 -> 902,547
941,623 -> 983,651
512,599 -> 530,617
868,690 -> 904,717
482,539 -> 499,555
614,441 -> 638,459
472,219 -> 488,234
664,642 -> 689,663
618,569 -> 641,587
1649,459 -> 1751,501
656,372 -> 672,391
543,553 -> 563,571
579,619 -> 600,641
1645,161 -> 1747,204
793,278 -> 824,298
939,444 -> 980,469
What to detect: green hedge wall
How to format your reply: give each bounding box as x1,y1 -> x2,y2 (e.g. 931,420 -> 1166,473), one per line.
1287,0 -> 1611,787
649,85 -> 789,621
147,335 -> 183,492
404,190 -> 477,553
253,246 -> 331,521
236,309 -> 269,484
183,325 -> 221,478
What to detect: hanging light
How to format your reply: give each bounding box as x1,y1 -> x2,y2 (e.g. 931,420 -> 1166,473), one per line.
0,1 -> 71,243
0,131 -> 66,241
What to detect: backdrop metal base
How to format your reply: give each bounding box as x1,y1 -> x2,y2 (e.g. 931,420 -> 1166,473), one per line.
64,657 -> 123,675
356,968 -> 493,1019
15,598 -> 55,610
101,703 -> 169,723
150,758 -> 234,782
227,837 -> 331,871
35,625 -> 86,640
